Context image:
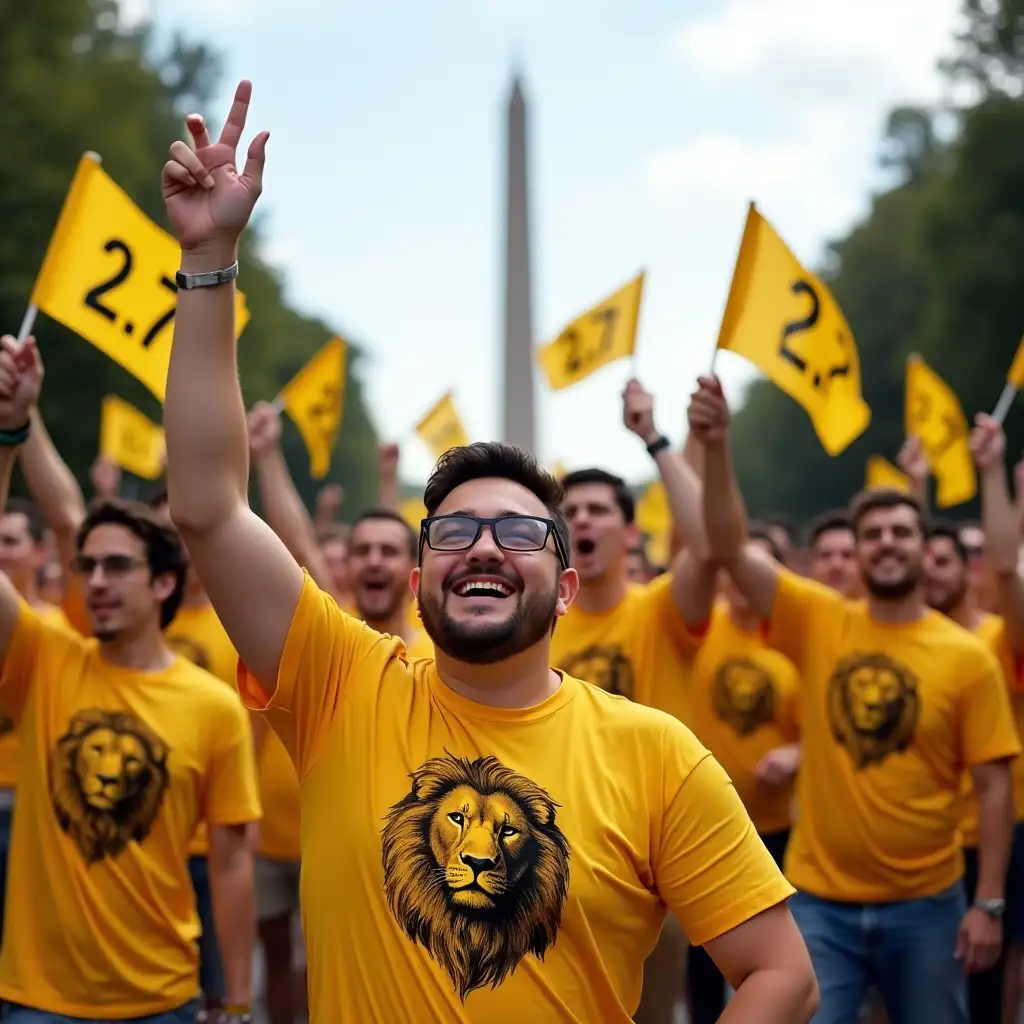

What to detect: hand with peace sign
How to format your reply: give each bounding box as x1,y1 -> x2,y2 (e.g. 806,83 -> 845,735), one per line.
162,80 -> 270,256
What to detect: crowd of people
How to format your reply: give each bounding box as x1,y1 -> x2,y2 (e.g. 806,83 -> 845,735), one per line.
0,78 -> 1016,1024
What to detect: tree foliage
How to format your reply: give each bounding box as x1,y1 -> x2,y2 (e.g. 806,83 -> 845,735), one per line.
731,0 -> 1024,525
0,0 -> 379,516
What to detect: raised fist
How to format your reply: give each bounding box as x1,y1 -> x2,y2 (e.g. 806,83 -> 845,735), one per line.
687,375 -> 730,446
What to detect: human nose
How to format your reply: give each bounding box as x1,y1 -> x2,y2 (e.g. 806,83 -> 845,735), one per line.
466,524 -> 505,562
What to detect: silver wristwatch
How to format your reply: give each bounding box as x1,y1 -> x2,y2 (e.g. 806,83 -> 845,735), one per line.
974,898 -> 1006,919
175,261 -> 239,290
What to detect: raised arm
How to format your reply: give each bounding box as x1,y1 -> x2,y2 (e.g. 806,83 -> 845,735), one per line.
162,81 -> 302,689
622,378 -> 715,625
971,415 -> 1024,654
689,376 -> 778,620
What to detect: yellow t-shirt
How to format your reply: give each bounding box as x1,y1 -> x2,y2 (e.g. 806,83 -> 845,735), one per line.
256,728 -> 301,862
0,606 -> 262,1018
769,570 -> 1021,902
0,602 -> 73,790
238,573 -> 793,1023
681,601 -> 800,836
550,573 -> 691,723
960,614 -> 1024,847
166,601 -> 249,858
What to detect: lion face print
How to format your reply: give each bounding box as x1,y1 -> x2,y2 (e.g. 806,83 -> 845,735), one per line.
827,652 -> 920,770
50,709 -> 171,865
380,753 -> 571,1001
560,644 -> 635,700
712,658 -> 776,736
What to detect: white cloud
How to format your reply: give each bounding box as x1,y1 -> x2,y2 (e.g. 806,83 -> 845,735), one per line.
673,0 -> 963,100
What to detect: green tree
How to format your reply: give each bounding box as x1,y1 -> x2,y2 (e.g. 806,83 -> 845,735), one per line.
0,0 -> 378,510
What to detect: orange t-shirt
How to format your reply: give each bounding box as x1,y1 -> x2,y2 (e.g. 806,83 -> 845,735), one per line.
959,614 -> 1024,846
769,570 -> 1020,902
238,573 -> 793,1022
680,601 -> 800,835
0,602 -> 73,790
549,573 -> 692,724
0,606 -> 261,1017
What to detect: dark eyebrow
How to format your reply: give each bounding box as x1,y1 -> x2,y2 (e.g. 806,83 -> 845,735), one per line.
443,510 -> 532,519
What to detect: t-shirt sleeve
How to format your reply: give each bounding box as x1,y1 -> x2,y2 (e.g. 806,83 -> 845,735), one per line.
654,736 -> 795,947
202,695 -> 263,827
767,568 -> 841,669
0,602 -> 75,724
236,571 -> 389,777
959,643 -> 1022,767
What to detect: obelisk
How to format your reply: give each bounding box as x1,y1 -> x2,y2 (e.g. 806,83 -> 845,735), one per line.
501,73 -> 536,453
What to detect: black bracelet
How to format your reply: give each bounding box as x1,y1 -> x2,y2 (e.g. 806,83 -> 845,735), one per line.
0,422 -> 30,447
646,435 -> 670,457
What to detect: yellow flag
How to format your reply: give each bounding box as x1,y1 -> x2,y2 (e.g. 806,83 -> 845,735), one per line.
30,153 -> 250,402
549,461 -> 568,482
904,355 -> 975,508
537,273 -> 644,390
280,337 -> 347,480
636,480 -> 671,567
399,498 -> 427,532
416,393 -> 469,461
1008,334 -> 1024,388
865,456 -> 909,493
99,396 -> 165,481
717,204 -> 870,455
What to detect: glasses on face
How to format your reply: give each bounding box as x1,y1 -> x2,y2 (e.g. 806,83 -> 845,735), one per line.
70,554 -> 147,578
420,514 -> 569,569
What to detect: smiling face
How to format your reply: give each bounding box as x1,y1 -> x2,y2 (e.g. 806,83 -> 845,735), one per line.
923,534 -> 968,615
348,517 -> 415,624
412,477 -> 577,665
856,503 -> 923,600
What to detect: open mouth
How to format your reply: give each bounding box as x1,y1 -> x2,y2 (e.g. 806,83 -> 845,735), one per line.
88,600 -> 121,614
575,539 -> 596,556
452,578 -> 514,599
361,580 -> 389,596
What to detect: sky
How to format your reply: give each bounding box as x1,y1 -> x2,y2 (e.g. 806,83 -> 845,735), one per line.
125,0 -> 965,486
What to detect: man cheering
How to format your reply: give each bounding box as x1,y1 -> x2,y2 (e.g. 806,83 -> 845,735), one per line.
160,80 -> 819,1023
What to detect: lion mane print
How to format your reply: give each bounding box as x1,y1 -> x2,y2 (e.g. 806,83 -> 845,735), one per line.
380,753 -> 571,1001
50,708 -> 171,865
712,658 -> 776,737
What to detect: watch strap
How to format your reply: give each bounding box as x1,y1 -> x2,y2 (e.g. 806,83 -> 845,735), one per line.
974,897 -> 1006,918
0,422 -> 31,447
175,261 -> 239,291
646,435 -> 671,457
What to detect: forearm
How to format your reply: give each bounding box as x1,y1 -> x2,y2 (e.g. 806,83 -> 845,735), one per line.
981,463 -> 1019,575
19,409 -> 85,538
974,770 -> 1014,901
378,471 -> 399,511
654,449 -> 708,559
165,244 -> 248,534
0,448 -> 18,516
702,440 -> 748,561
210,845 -> 257,1005
718,969 -> 817,1023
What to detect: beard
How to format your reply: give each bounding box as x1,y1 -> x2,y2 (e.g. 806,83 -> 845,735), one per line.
861,562 -> 921,600
418,568 -> 558,665
356,581 -> 403,624
926,578 -> 968,615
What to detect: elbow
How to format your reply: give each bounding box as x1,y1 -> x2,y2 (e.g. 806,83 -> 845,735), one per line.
798,969 -> 821,1021
168,490 -> 245,539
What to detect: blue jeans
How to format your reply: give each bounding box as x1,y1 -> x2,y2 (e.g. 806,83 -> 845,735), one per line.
0,803 -> 12,942
1,1000 -> 200,1022
187,857 -> 224,1002
790,884 -> 968,1024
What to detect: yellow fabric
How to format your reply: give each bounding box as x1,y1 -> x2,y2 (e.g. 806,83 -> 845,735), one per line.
99,396 -> 165,481
165,602 -> 247,857
256,728 -> 301,862
769,570 -> 1020,902
681,601 -> 800,835
237,573 -> 793,1022
0,607 -> 261,1017
549,573 -> 691,724
0,603 -> 72,791
865,456 -> 909,493
415,393 -> 470,461
960,615 -> 1024,847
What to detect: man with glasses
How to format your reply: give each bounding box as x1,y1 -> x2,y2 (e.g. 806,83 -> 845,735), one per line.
0,333 -> 261,1023
161,80 -> 819,1022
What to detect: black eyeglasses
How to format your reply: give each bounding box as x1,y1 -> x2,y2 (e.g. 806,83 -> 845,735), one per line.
70,555 -> 147,578
420,514 -> 569,569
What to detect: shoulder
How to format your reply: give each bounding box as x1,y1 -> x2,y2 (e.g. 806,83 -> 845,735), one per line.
925,612 -> 1001,672
169,657 -> 244,707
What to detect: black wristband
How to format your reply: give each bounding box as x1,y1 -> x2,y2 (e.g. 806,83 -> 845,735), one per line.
0,422 -> 30,447
646,435 -> 670,457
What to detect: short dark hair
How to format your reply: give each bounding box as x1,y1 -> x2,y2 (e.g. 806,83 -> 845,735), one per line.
146,483 -> 168,510
806,509 -> 854,548
748,521 -> 784,564
561,467 -> 635,524
927,518 -> 969,564
848,488 -> 924,536
2,498 -> 46,544
423,442 -> 570,563
760,513 -> 796,544
352,507 -> 417,559
77,498 -> 188,630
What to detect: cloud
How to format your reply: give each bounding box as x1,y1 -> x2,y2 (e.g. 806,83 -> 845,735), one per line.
672,0 -> 962,100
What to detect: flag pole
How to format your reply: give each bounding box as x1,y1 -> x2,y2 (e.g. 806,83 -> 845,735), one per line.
992,383 -> 1017,426
271,395 -> 285,413
16,306 -> 38,345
